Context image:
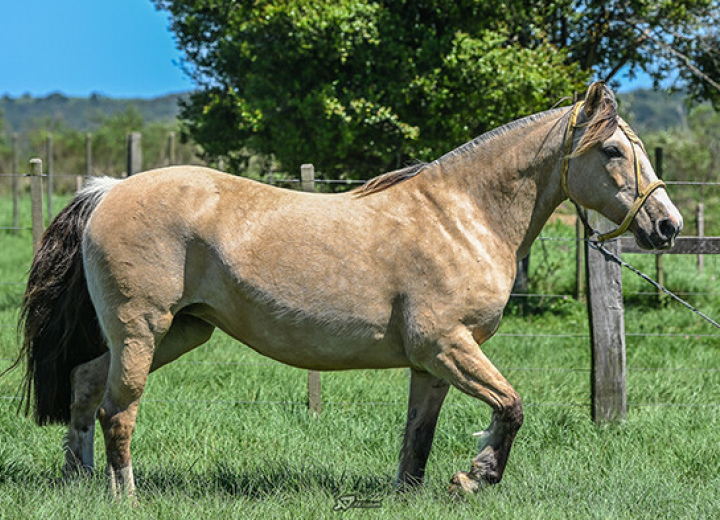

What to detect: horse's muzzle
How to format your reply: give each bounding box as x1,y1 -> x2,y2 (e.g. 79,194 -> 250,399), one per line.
657,217 -> 682,245
636,215 -> 682,250
634,212 -> 683,250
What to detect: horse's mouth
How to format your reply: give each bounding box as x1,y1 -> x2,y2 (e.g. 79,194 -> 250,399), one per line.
634,226 -> 679,251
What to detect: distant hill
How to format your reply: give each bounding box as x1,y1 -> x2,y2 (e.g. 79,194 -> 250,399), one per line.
617,89 -> 689,133
0,92 -> 186,134
0,88 -> 692,137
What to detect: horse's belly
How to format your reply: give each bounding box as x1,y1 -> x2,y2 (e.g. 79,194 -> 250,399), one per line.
248,333 -> 409,371
192,302 -> 409,371
239,324 -> 409,371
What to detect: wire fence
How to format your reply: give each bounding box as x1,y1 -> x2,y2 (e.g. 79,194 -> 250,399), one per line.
1,171 -> 719,411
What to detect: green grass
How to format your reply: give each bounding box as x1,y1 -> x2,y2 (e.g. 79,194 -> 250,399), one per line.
0,195 -> 719,518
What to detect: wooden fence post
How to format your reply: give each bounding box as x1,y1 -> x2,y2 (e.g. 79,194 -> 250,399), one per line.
697,203 -> 704,274
12,133 -> 19,235
654,148 -> 664,298
29,159 -> 45,255
46,134 -> 54,219
300,164 -> 322,414
81,133 -> 92,191
575,209 -> 586,299
586,211 -> 626,423
168,132 -> 176,166
512,256 -> 529,294
126,132 -> 142,176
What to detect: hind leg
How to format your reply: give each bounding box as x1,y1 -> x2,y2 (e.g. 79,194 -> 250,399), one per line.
63,315 -> 214,479
64,353 -> 109,477
396,368 -> 450,489
99,313 -> 214,497
421,327 -> 523,494
96,318 -> 156,498
149,314 -> 215,371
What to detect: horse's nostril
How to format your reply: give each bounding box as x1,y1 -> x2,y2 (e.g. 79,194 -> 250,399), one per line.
658,218 -> 678,240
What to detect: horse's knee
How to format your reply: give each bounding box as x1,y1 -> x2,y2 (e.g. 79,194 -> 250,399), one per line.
496,394 -> 523,433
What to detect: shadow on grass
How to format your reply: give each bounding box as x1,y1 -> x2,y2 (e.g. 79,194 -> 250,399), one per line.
0,456 -> 397,502
135,459 -> 394,501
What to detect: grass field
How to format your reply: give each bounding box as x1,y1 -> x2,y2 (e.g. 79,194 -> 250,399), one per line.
1,194 -> 720,518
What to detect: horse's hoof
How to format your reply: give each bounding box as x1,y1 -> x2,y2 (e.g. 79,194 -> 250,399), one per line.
449,471 -> 481,495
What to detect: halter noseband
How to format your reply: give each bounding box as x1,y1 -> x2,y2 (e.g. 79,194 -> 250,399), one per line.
561,101 -> 666,242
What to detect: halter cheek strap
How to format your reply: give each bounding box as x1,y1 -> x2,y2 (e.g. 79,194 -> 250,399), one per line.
561,101 -> 666,242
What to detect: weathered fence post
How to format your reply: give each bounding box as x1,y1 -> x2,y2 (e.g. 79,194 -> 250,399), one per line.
29,159 -> 45,255
575,209 -> 586,299
697,203 -> 704,274
126,132 -> 142,176
12,133 -> 19,235
301,163 -> 322,414
654,148 -> 664,298
512,255 -> 530,314
586,211 -> 626,423
513,256 -> 529,294
46,134 -> 54,219
168,132 -> 176,166
81,133 -> 92,191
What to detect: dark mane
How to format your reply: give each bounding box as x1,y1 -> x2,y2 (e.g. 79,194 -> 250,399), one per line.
352,163 -> 428,197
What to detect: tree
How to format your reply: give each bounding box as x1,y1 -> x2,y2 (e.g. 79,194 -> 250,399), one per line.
155,0 -> 718,178
632,102 -> 720,234
644,104 -> 720,195
155,1 -> 589,177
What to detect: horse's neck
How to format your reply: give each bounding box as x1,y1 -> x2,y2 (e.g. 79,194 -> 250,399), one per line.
418,110 -> 568,260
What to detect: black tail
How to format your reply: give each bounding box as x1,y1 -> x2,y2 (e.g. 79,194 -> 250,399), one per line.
15,179 -> 119,425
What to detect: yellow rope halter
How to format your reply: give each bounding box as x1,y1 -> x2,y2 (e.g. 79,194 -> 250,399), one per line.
561,101 -> 666,242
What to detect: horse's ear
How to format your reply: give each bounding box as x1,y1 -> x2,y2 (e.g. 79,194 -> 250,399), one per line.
583,81 -> 607,118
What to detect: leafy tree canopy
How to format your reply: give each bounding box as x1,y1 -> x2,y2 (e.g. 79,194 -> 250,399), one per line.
155,0 -> 719,178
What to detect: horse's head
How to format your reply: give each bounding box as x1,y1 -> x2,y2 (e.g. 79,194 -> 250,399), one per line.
563,82 -> 683,249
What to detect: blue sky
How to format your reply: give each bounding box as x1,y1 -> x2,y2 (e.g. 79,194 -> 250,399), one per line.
1,0 -> 192,98
1,1 -> 651,99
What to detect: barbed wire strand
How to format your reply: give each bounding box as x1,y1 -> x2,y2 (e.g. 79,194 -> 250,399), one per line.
591,240 -> 720,330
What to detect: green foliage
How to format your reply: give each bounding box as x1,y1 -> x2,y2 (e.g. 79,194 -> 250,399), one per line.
0,112 -> 8,172
156,0 -> 589,177
0,94 -> 200,186
633,104 -> 720,234
156,0 -> 719,178
617,88 -> 690,134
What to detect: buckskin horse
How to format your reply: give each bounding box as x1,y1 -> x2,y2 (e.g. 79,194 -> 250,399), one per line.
15,82 -> 682,497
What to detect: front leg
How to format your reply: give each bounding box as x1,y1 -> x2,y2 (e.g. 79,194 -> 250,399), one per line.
397,368 -> 450,490
420,326 -> 523,494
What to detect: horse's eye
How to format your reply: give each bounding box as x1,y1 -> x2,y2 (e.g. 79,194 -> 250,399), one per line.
603,146 -> 623,159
